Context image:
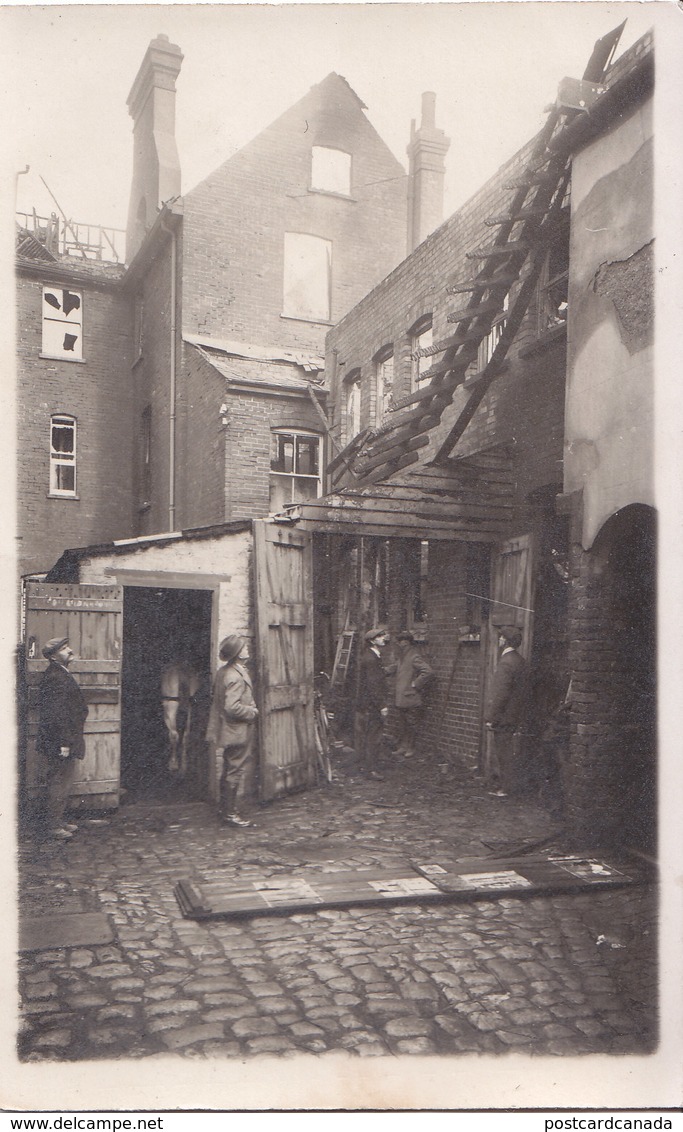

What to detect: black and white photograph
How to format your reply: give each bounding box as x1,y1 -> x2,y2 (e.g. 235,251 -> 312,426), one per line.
3,0 -> 682,1115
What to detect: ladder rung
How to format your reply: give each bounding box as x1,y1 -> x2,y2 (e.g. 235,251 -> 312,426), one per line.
466,240 -> 530,261
413,326 -> 483,359
446,299 -> 502,325
504,171 -> 556,190
484,208 -> 547,227
446,273 -> 517,295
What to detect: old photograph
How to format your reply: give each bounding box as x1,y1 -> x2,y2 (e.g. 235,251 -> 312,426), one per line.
4,0 -> 682,1114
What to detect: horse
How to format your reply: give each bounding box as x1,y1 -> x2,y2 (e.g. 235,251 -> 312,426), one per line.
160,661 -> 201,778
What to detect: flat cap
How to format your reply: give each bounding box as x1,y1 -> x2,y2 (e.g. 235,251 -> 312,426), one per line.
42,636 -> 69,658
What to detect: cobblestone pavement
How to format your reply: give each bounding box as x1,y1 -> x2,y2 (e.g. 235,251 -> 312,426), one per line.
17,750 -> 657,1062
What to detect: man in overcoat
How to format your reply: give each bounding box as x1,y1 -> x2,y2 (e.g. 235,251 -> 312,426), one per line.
206,634 -> 259,827
356,627 -> 390,780
393,630 -> 434,758
485,624 -> 529,797
37,636 -> 89,840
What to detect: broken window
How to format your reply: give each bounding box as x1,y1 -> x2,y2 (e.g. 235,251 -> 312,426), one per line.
374,345 -> 394,424
410,315 -> 434,391
269,429 -> 322,513
283,233 -> 332,322
344,369 -> 362,441
311,147 -> 352,196
42,287 -> 83,360
477,293 -> 508,371
49,414 -> 76,496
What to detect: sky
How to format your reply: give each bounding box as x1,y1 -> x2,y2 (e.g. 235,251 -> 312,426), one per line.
2,0 -> 672,251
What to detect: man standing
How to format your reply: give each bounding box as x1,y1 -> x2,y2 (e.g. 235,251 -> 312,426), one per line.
356,627 -> 390,781
37,637 -> 88,841
206,634 -> 259,828
485,624 -> 529,797
393,631 -> 434,758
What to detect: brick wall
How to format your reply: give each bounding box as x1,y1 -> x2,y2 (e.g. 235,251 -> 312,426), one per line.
222,390 -> 325,520
181,73 -> 407,354
16,265 -> 134,579
176,345 -> 226,529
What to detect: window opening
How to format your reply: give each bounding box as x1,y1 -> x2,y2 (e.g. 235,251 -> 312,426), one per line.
410,316 -> 434,392
49,415 -> 77,496
344,369 -> 362,441
283,233 -> 332,322
270,429 -> 322,513
375,345 -> 394,424
42,287 -> 83,359
477,294 -> 509,370
311,147 -> 351,196
539,210 -> 570,335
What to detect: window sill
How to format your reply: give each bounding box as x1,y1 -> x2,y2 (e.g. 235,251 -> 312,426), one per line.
47,492 -> 80,500
280,313 -> 332,327
308,188 -> 356,203
40,354 -> 86,364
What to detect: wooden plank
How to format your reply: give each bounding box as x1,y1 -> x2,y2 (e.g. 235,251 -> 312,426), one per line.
295,518 -> 499,542
265,684 -> 309,711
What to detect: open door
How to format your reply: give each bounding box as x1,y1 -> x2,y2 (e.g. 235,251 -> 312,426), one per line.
253,520 -> 316,801
481,535 -> 535,775
23,583 -> 123,812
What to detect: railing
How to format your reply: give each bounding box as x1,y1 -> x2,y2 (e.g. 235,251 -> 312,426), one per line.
16,210 -> 126,264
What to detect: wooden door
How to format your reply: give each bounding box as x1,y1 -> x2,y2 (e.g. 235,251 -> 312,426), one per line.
481,535 -> 534,773
253,521 -> 316,801
24,583 -> 123,811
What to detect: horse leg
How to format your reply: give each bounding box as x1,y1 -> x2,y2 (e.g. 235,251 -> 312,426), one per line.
162,701 -> 180,773
179,703 -> 192,779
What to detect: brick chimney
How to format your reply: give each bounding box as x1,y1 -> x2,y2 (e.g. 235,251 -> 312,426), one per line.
126,34 -> 183,262
406,92 -> 450,252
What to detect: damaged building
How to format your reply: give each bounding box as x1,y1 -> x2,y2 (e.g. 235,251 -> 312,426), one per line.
17,26 -> 656,856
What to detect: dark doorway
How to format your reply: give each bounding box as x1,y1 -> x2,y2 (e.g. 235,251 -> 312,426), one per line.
121,587 -> 212,802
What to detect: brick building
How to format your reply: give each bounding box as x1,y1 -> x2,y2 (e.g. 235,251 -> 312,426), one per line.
289,26 -> 655,851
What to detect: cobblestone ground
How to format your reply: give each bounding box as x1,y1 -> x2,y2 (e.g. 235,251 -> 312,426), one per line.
17,750 -> 658,1062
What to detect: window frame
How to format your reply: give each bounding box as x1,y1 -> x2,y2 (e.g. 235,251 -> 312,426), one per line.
41,285 -> 84,362
49,414 -> 77,498
344,368 -> 362,442
269,428 -> 323,511
140,405 -> 152,510
374,344 -> 395,425
282,232 -> 333,324
310,146 -> 352,197
409,315 -> 434,392
477,293 -> 509,371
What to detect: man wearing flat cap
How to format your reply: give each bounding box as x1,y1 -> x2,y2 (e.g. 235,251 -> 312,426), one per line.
356,627 -> 390,780
485,624 -> 529,797
206,634 -> 259,827
37,637 -> 89,841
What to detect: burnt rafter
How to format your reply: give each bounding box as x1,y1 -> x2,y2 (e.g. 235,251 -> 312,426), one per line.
329,21 -> 626,489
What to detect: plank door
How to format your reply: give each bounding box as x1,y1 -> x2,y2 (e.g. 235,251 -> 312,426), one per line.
24,583 -> 123,811
481,535 -> 535,773
253,520 -> 316,801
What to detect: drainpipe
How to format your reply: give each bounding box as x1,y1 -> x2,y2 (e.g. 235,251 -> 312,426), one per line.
161,216 -> 177,531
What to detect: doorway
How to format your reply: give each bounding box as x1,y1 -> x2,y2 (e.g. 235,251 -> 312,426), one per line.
120,586 -> 213,802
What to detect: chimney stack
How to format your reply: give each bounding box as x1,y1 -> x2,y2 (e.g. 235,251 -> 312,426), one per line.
406,92 -> 450,252
126,34 -> 183,262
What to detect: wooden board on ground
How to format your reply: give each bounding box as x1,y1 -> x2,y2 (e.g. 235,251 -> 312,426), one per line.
175,853 -> 643,921
20,912 -> 114,952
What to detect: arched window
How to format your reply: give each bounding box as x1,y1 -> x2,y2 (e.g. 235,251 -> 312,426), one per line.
409,315 -> 433,391
374,344 -> 394,424
269,428 -> 322,513
344,369 -> 362,441
49,414 -> 77,496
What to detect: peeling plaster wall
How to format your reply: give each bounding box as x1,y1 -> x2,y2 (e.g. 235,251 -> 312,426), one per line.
565,99 -> 654,549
